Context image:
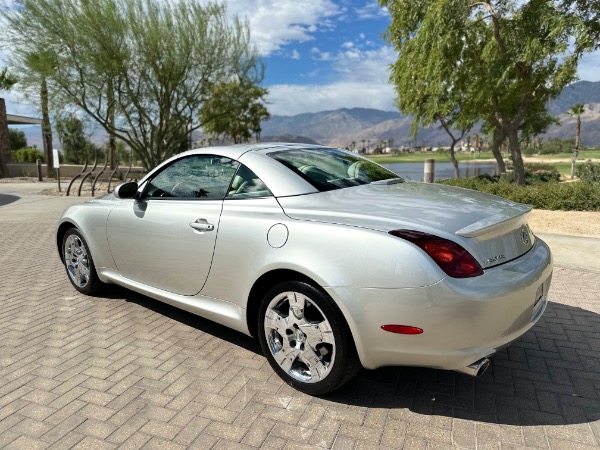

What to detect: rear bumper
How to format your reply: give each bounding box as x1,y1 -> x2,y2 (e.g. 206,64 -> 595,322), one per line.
326,237 -> 553,370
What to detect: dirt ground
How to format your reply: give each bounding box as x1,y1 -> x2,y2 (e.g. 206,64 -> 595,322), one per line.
529,209 -> 600,238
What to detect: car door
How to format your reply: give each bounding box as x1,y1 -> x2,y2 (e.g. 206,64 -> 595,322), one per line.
106,154 -> 239,295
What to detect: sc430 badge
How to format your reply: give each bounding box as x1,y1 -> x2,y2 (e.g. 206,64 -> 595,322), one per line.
485,254 -> 506,265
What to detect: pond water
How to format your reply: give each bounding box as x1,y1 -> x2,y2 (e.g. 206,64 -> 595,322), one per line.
382,162 -> 499,181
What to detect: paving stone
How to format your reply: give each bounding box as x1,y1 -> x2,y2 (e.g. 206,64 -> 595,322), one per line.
1,221 -> 600,449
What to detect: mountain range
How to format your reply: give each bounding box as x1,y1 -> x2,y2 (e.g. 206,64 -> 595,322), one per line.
12,81 -> 600,152
261,81 -> 600,148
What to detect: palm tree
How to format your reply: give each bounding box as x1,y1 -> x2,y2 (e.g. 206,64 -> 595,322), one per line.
24,52 -> 57,177
568,103 -> 585,179
0,68 -> 18,178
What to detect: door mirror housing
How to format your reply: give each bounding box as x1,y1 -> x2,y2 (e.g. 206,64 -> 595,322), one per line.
113,181 -> 139,199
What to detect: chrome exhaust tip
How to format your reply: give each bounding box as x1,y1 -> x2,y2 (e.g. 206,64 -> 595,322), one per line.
455,358 -> 490,377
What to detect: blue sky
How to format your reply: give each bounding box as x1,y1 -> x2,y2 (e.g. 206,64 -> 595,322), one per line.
233,0 -> 399,115
229,0 -> 600,116
3,0 -> 600,118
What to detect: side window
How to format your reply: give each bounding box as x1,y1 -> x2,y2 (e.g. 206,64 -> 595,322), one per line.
145,155 -> 239,200
226,164 -> 272,199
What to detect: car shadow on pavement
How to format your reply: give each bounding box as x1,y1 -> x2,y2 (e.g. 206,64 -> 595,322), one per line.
0,193 -> 20,207
100,285 -> 263,355
101,287 -> 599,427
329,300 -> 600,426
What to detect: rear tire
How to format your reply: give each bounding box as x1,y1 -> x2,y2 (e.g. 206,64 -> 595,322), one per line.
258,281 -> 360,395
62,228 -> 102,295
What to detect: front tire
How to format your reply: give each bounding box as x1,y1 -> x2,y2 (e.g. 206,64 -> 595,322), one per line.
62,228 -> 102,295
258,281 -> 360,395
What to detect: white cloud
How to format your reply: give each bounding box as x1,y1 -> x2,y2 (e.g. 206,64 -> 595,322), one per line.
227,0 -> 340,56
578,50 -> 600,82
268,43 -> 397,115
290,49 -> 300,60
354,1 -> 388,20
267,82 -> 396,116
310,47 -> 333,61
332,45 -> 396,84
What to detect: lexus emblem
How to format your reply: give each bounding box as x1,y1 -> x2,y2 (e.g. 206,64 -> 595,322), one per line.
520,227 -> 530,245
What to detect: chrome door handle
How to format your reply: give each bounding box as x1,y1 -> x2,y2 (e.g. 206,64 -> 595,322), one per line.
189,220 -> 214,232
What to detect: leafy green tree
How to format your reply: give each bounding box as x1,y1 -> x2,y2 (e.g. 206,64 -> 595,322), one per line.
559,0 -> 600,49
13,146 -> 44,163
9,128 -> 27,150
1,0 -> 261,170
24,52 -> 57,176
380,0 -> 593,185
381,1 -> 477,178
0,67 -> 18,178
0,43 -> 59,177
55,115 -> 98,164
200,74 -> 270,144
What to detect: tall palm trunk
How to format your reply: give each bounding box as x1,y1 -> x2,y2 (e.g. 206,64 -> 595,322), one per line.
0,98 -> 10,178
108,79 -> 117,169
575,114 -> 581,151
41,77 -> 54,178
571,114 -> 582,180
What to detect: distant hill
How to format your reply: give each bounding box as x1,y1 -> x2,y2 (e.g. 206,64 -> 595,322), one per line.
262,80 -> 600,147
260,134 -> 319,145
262,108 -> 402,141
548,81 -> 600,115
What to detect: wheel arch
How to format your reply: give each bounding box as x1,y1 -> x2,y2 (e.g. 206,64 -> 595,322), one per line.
56,220 -> 78,262
245,268 -> 362,363
246,269 -> 316,338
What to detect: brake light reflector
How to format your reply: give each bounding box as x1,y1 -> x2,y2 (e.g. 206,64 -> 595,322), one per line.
381,324 -> 423,334
389,230 -> 484,278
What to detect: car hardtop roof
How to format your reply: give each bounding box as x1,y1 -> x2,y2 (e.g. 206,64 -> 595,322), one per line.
178,142 -> 335,160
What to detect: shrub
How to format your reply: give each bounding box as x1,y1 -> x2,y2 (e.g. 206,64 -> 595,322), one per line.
12,147 -> 45,163
439,177 -> 600,211
576,161 -> 600,183
496,163 -> 561,184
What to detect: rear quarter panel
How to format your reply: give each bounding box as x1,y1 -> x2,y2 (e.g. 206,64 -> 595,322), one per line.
201,198 -> 444,307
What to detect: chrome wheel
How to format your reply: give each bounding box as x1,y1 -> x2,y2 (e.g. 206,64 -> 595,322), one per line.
264,291 -> 336,383
64,234 -> 91,288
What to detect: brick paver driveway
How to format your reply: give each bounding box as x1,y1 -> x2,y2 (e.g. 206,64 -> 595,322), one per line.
1,219 -> 599,449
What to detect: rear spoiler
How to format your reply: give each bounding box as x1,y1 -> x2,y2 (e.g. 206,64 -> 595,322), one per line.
455,205 -> 532,238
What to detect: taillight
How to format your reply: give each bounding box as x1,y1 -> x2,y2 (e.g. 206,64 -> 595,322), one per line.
389,230 -> 484,278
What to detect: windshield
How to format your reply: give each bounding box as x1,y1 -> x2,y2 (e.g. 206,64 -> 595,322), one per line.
268,147 -> 400,192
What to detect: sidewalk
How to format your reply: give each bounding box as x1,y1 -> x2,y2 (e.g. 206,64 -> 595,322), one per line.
537,233 -> 600,274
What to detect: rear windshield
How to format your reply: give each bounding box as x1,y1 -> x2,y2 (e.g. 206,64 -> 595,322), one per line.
268,147 -> 400,191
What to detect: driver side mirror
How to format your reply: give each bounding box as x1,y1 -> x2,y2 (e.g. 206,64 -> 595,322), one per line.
113,181 -> 139,199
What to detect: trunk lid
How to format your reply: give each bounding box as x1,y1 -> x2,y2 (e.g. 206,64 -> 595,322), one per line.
277,181 -> 535,268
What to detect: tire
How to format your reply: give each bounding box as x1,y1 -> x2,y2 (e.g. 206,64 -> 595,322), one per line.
258,281 -> 361,395
62,228 -> 102,295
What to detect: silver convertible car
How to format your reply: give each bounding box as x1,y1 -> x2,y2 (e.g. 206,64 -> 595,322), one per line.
57,143 -> 552,395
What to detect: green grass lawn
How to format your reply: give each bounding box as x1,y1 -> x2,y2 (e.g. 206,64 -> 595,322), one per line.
367,152 -> 496,164
551,162 -> 573,178
368,149 -> 600,165
530,149 -> 600,160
